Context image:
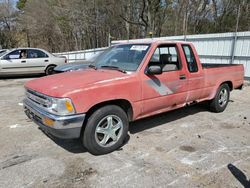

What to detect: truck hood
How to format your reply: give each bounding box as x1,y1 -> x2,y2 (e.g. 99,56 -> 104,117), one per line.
25,69 -> 132,97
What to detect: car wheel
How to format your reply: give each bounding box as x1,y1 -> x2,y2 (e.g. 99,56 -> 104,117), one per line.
83,105 -> 129,155
45,65 -> 56,75
209,84 -> 230,113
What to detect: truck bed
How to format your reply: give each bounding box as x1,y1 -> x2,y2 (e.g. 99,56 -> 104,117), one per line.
201,63 -> 244,90
202,63 -> 240,69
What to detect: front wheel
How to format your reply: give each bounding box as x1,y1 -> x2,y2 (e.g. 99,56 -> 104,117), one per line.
82,105 -> 129,155
45,65 -> 56,75
209,84 -> 230,113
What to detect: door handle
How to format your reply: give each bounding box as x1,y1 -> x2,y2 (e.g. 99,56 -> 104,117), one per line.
44,59 -> 49,62
179,74 -> 186,80
21,60 -> 26,63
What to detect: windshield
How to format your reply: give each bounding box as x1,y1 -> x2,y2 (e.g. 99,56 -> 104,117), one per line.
0,49 -> 8,57
92,44 -> 150,72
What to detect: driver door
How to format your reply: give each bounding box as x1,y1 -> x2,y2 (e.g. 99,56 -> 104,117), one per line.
0,49 -> 27,75
141,44 -> 189,115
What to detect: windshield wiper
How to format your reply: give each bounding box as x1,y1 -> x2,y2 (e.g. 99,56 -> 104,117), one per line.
100,66 -> 127,73
88,64 -> 97,70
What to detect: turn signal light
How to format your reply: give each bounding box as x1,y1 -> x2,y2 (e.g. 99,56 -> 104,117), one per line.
65,100 -> 74,113
43,117 -> 55,126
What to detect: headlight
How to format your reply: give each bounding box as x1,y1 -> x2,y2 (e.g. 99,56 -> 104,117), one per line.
47,97 -> 76,116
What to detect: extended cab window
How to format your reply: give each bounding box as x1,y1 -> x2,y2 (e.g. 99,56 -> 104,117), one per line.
182,45 -> 198,73
149,45 -> 180,72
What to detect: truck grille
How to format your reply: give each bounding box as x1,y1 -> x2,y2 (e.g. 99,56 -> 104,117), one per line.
26,89 -> 50,108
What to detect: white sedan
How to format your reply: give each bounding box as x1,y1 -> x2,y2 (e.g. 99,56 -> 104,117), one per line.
0,48 -> 67,76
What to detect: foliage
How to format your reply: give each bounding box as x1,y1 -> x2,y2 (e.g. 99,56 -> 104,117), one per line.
16,0 -> 27,10
0,0 -> 249,52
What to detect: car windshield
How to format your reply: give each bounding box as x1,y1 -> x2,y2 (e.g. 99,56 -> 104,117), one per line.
0,49 -> 8,57
92,44 -> 150,72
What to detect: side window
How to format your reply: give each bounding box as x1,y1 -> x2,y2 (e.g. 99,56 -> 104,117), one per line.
28,49 -> 48,58
182,45 -> 198,73
4,49 -> 28,59
5,50 -> 20,59
149,45 -> 180,72
150,48 -> 160,62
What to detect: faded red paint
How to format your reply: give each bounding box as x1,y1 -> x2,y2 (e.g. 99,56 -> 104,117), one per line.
25,41 -> 244,120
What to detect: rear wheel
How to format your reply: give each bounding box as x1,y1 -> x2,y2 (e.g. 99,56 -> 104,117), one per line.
209,84 -> 230,113
45,65 -> 56,75
82,105 -> 129,155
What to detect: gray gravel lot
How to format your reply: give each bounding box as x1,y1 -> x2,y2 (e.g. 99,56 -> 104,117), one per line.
0,77 -> 250,188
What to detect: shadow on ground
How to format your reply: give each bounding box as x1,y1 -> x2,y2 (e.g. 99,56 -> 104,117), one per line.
39,103 -> 213,154
32,96 -> 236,154
129,103 -> 208,134
39,128 -> 87,154
228,163 -> 250,188
0,74 -> 43,80
45,132 -> 131,155
50,137 -> 88,154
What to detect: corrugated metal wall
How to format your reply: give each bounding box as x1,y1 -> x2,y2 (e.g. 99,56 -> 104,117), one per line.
55,47 -> 107,63
56,31 -> 250,78
185,32 -> 250,78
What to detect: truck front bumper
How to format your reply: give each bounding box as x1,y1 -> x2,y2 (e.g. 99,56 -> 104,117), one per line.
23,98 -> 85,139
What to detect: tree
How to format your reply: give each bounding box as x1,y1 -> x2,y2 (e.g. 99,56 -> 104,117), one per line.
2,0 -> 248,52
0,0 -> 17,48
16,0 -> 27,10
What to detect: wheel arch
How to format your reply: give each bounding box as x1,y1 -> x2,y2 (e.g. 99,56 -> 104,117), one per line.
80,99 -> 133,138
209,80 -> 233,101
209,81 -> 231,113
221,81 -> 233,91
45,64 -> 57,70
45,64 -> 57,75
85,99 -> 133,122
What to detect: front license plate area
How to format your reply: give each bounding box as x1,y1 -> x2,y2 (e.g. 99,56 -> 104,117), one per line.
24,107 -> 42,123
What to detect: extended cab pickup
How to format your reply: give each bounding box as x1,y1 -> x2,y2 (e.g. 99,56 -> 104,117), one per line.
23,41 -> 244,155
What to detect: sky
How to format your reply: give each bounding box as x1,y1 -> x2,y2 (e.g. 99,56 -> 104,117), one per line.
0,0 -> 18,7
12,0 -> 18,7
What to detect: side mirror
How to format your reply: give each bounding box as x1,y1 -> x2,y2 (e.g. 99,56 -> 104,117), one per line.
147,65 -> 162,75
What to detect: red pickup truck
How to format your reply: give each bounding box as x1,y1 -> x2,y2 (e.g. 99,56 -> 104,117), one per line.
23,41 -> 244,155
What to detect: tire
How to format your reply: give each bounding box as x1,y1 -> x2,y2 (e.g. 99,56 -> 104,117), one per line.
209,84 -> 230,113
82,105 -> 129,155
45,65 -> 56,75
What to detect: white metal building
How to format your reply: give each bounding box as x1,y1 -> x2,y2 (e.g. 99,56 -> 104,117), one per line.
56,31 -> 250,78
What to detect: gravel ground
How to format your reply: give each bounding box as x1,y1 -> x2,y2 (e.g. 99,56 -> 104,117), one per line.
0,77 -> 249,188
